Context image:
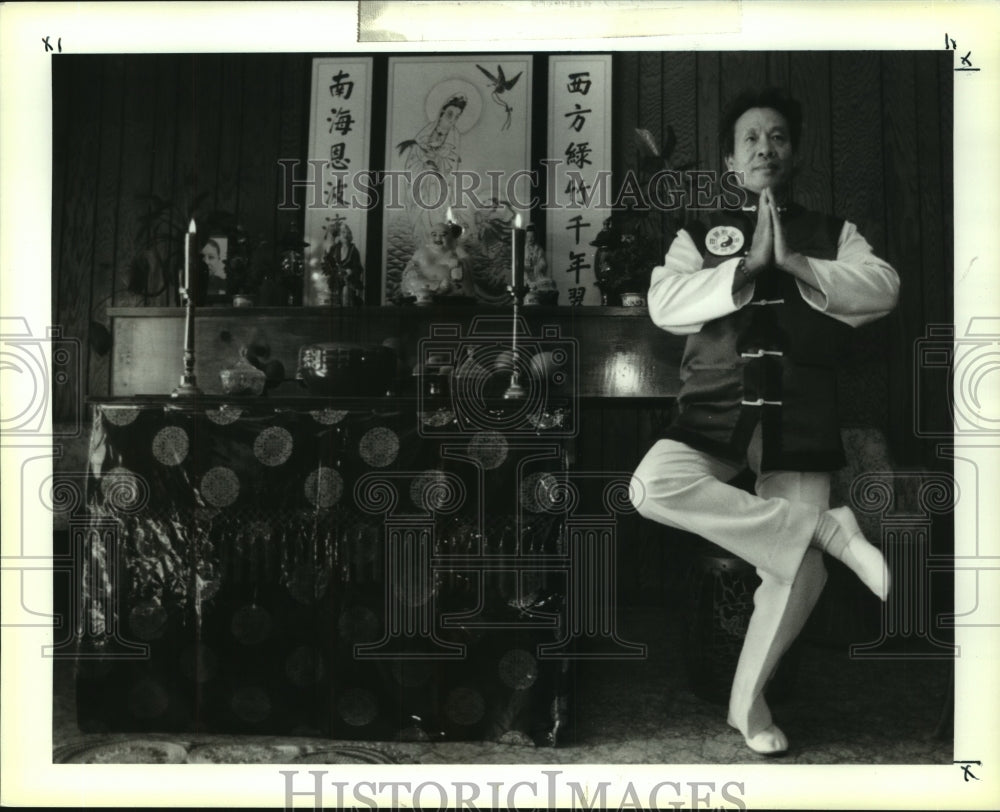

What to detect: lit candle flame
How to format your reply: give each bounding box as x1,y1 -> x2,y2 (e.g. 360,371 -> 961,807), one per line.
445,206 -> 454,224
184,219 -> 196,294
514,212 -> 522,229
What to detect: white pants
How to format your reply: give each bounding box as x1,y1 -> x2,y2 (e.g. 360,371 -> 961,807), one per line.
630,425 -> 829,737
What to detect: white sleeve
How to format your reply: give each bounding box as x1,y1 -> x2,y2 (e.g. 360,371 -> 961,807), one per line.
646,229 -> 755,335
796,221 -> 900,328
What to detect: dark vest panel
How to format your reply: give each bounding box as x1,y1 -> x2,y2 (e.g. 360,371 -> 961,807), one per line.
663,203 -> 849,472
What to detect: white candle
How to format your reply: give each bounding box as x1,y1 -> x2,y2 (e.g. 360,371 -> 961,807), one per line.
511,212 -> 525,292
185,218 -> 196,295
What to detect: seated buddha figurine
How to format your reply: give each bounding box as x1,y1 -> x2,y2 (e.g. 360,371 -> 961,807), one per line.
400,221 -> 470,303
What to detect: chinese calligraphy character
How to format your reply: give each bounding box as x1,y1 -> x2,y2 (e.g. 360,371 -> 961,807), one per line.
565,215 -> 591,245
566,72 -> 592,95
565,251 -> 591,284
327,108 -> 355,136
564,103 -> 592,133
564,141 -> 593,170
568,286 -> 586,306
326,177 -> 347,206
564,176 -> 592,205
329,70 -> 354,100
329,143 -> 351,171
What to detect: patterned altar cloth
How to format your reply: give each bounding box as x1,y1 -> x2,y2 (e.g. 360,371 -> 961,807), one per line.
77,400 -> 571,745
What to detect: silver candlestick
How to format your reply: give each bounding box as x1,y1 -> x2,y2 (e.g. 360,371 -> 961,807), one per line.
171,285 -> 202,397
503,290 -> 529,400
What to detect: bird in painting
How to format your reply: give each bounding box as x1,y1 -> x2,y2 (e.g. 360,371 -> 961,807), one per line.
475,63 -> 523,131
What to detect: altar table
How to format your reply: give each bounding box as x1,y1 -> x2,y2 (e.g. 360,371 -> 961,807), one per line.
76,398 -> 573,745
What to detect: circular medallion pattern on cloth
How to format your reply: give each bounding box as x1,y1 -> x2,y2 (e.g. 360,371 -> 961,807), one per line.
310,408 -> 348,425
152,426 -> 189,466
498,648 -> 539,689
466,430 -> 508,469
230,686 -> 272,722
358,426 -> 400,468
253,426 -> 294,466
337,605 -> 380,643
103,406 -> 140,426
304,466 -> 344,508
285,646 -> 326,687
200,466 -> 240,507
100,466 -> 147,511
337,687 -> 379,727
206,405 -> 244,425
519,471 -> 560,513
409,468 -> 464,513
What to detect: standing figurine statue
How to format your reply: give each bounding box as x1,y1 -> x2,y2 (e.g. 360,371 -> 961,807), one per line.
524,225 -> 558,305
322,223 -> 365,306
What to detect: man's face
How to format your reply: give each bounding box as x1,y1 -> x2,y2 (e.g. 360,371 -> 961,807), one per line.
725,106 -> 794,195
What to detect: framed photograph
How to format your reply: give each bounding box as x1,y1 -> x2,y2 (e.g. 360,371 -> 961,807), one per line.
382,54 -> 533,304
198,233 -> 229,305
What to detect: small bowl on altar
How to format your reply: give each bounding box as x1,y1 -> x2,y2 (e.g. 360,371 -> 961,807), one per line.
220,348 -> 266,396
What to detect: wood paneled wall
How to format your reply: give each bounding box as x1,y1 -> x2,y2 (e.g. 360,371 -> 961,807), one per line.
610,52 -> 953,477
52,54 -> 311,418
606,51 -> 952,602
53,51 -> 953,606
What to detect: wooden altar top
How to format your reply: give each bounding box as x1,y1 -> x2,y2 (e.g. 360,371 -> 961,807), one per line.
108,305 -> 686,401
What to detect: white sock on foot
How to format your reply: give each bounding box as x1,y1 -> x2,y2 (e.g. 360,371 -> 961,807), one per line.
814,506 -> 890,601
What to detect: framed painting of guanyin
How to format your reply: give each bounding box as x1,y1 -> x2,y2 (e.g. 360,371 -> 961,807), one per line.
382,55 -> 533,304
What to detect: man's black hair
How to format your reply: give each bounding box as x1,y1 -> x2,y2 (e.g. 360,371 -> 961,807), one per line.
720,88 -> 803,158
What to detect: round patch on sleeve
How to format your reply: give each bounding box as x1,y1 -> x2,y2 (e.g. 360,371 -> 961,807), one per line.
705,225 -> 744,256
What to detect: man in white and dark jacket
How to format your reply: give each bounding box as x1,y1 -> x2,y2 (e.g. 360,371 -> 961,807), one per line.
630,88 -> 900,756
